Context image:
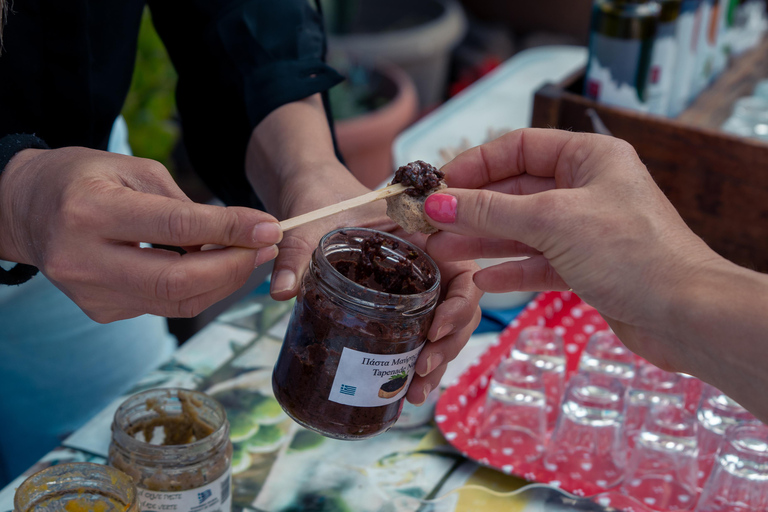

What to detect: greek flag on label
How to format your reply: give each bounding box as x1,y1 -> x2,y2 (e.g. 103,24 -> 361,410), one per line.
328,344 -> 424,407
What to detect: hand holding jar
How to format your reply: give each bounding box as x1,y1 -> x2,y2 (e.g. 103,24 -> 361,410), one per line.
265,162 -> 483,410
273,228 -> 466,439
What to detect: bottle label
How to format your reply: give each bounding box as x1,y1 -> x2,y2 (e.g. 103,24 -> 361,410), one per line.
137,467 -> 231,512
328,343 -> 425,407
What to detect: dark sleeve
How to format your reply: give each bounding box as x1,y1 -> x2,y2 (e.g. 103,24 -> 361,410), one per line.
147,0 -> 344,208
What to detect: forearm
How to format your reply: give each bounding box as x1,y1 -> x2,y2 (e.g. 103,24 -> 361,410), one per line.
666,257 -> 768,422
245,94 -> 369,219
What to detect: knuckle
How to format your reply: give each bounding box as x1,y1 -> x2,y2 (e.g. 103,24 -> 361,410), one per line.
173,297 -> 204,318
472,189 -> 499,231
221,209 -> 242,246
164,204 -> 199,245
142,158 -> 171,178
59,191 -> 99,232
153,266 -> 189,302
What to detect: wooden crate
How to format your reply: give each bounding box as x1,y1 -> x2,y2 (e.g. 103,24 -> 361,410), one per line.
531,37 -> 768,272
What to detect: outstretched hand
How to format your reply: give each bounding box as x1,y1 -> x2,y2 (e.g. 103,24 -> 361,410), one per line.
423,128 -> 719,371
0,147 -> 282,322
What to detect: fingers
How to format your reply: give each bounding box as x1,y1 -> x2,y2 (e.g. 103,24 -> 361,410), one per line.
424,187 -> 573,250
269,226 -> 322,300
483,173 -> 556,196
55,244 -> 277,303
427,232 -> 540,261
92,186 -> 282,248
440,128 -> 593,188
427,260 -> 483,343
473,256 -> 570,292
408,306 -> 483,405
408,365 -> 448,406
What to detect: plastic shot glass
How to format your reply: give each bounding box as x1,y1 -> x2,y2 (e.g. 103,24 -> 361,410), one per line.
543,372 -> 627,490
578,329 -> 636,386
623,362 -> 686,448
695,421 -> 768,512
476,358 -> 547,463
510,325 -> 565,430
620,405 -> 699,511
696,384 -> 756,486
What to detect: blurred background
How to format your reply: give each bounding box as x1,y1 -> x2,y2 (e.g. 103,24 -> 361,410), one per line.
123,0 -> 594,199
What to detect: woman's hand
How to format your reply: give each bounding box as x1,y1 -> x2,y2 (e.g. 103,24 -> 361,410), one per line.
0,147 -> 282,322
423,128 -> 720,373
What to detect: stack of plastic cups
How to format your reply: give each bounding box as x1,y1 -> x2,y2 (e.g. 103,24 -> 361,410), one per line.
510,326 -> 566,431
623,362 -> 686,449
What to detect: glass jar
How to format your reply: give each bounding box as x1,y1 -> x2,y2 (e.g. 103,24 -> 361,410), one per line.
14,462 -> 138,512
108,388 -> 233,512
273,227 -> 440,440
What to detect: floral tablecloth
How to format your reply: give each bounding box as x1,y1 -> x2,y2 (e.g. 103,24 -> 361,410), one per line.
0,281 -> 619,512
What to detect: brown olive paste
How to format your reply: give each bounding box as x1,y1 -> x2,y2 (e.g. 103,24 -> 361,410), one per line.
391,160 -> 445,197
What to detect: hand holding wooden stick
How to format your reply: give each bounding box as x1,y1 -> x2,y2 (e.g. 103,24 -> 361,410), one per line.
279,183 -> 408,232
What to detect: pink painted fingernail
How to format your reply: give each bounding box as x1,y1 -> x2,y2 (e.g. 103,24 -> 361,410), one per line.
424,194 -> 457,224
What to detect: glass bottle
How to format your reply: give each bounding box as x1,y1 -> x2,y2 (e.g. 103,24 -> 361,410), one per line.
585,0 -> 662,112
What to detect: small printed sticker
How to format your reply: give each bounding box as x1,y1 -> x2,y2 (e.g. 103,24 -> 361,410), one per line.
328,344 -> 424,407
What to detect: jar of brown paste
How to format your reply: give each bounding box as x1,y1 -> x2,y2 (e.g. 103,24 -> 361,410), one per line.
272,228 -> 440,440
14,462 -> 138,512
108,388 -> 233,512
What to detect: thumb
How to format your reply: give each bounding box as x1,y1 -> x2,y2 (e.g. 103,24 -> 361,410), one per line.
269,228 -> 318,300
424,189 -> 549,247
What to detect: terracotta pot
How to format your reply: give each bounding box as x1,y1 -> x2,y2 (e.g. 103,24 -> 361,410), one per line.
334,64 -> 418,189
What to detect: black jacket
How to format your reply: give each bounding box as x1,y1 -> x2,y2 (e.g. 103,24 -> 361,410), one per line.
0,0 -> 343,207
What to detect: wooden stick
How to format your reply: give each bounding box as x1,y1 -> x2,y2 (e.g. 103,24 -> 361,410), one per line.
279,183 -> 408,232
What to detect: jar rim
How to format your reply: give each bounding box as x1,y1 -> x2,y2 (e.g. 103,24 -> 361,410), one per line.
315,227 -> 440,309
110,388 -> 229,464
14,462 -> 137,512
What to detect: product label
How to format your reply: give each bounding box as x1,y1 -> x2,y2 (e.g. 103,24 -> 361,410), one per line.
328,343 -> 425,407
138,467 -> 231,512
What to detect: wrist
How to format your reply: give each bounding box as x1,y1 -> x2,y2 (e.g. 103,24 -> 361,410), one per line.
665,256 -> 768,376
0,148 -> 46,263
0,137 -> 49,284
278,161 -> 371,219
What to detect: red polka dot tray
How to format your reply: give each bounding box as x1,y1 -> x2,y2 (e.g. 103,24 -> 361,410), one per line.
435,291 -> 658,512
